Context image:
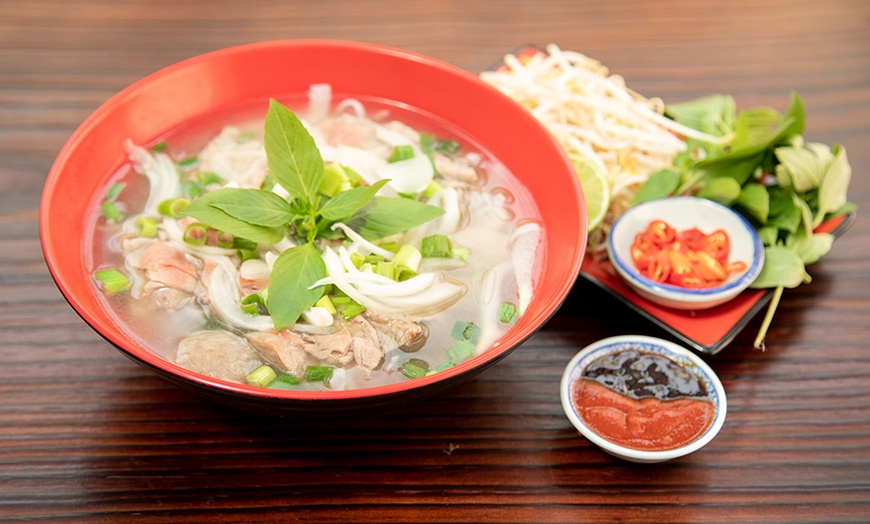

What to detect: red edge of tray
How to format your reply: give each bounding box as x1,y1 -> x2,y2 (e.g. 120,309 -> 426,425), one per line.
581,212 -> 856,354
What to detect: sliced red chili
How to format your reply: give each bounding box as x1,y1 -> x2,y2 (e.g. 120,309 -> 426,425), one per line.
628,220 -> 747,290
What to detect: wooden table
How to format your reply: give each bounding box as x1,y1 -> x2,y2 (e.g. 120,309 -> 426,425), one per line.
3,1 -> 869,521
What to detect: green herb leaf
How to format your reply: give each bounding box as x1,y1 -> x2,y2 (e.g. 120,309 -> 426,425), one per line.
756,226 -> 779,246
816,145 -> 852,226
206,188 -> 294,227
774,142 -> 831,193
665,94 -> 735,137
349,196 -> 445,240
319,179 -> 390,221
697,176 -> 741,206
696,149 -> 764,185
792,233 -> 834,265
732,106 -> 785,150
750,245 -> 809,289
265,99 -> 324,204
630,169 -> 681,205
736,183 -> 769,224
267,243 -> 328,330
183,191 -> 285,244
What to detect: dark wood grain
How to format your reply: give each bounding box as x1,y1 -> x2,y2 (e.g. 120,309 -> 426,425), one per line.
2,0 -> 869,521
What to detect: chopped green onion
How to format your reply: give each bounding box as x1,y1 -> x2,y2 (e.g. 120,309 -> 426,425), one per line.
135,216 -> 158,238
498,302 -> 518,324
305,365 -> 334,382
339,300 -> 366,320
452,246 -> 470,260
93,268 -> 130,295
393,245 -> 422,273
422,180 -> 444,198
421,234 -> 452,258
241,292 -> 268,315
217,231 -> 235,249
150,141 -> 168,153
395,267 -> 417,282
374,261 -> 395,280
447,339 -> 476,364
331,295 -> 352,306
182,181 -> 206,199
234,237 -> 257,250
401,360 -> 429,380
314,295 -> 336,315
157,198 -> 190,218
237,248 -> 259,262
426,361 -> 455,376
235,237 -> 259,259
450,320 -> 481,344
320,163 -> 349,197
198,171 -> 224,185
377,241 -> 399,253
236,131 -> 256,144
246,365 -> 278,387
343,166 -> 363,187
104,182 -> 125,202
177,156 -> 199,170
100,200 -> 124,222
269,372 -> 300,389
183,222 -> 208,246
363,254 -> 385,265
349,252 -> 365,269
435,139 -> 461,155
419,132 -> 435,156
388,144 -> 415,163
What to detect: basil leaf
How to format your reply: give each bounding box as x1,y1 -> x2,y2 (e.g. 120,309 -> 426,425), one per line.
319,179 -> 390,221
265,99 -> 324,204
630,169 -> 681,205
750,245 -> 809,289
205,187 -> 294,227
183,191 -> 285,244
267,243 -> 328,330
349,196 -> 445,240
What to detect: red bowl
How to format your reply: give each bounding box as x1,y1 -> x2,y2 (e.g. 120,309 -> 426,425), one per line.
40,40 -> 587,415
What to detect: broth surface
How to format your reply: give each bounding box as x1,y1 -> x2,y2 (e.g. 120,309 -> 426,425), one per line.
90,91 -> 543,391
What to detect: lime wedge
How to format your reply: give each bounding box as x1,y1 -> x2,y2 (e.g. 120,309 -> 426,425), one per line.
569,153 -> 610,232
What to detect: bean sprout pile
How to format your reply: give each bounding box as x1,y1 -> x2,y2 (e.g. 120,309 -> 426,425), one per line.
480,43 -> 724,252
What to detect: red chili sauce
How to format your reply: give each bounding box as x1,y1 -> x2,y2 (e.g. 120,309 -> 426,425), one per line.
572,349 -> 715,451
